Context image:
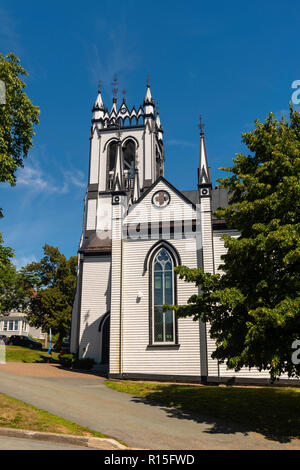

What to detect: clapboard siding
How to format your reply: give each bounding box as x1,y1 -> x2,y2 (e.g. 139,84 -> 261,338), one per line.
201,197 -> 218,376
86,199 -> 97,230
79,256 -> 111,363
109,202 -> 124,374
121,237 -> 201,376
213,230 -> 239,273
89,132 -> 100,185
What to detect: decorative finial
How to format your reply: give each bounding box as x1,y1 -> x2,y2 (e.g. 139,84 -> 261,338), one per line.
198,115 -> 205,135
146,73 -> 150,88
112,75 -> 119,102
122,89 -> 126,103
98,80 -> 102,93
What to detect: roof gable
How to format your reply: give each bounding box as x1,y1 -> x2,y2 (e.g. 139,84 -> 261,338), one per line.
125,177 -> 196,224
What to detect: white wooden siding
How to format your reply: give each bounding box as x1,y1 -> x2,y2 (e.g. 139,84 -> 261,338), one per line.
121,237 -> 201,376
89,132 -> 100,185
201,197 -> 218,376
109,201 -> 124,374
79,256 -> 111,363
213,230 -> 239,274
86,199 -> 97,230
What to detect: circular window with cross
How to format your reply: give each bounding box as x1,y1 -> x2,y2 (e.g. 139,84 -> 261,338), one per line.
152,190 -> 171,208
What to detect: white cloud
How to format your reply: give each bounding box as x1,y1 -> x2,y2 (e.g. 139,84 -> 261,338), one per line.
13,254 -> 37,270
18,166 -> 50,190
0,7 -> 22,54
17,161 -> 86,195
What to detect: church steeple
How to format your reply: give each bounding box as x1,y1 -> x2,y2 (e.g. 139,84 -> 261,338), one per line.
155,103 -> 163,142
198,115 -> 211,189
143,74 -> 155,118
92,80 -> 105,121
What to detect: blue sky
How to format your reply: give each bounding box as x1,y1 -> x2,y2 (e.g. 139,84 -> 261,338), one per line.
0,0 -> 299,268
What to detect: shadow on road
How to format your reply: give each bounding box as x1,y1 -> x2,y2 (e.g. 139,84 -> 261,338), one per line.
129,393 -> 294,445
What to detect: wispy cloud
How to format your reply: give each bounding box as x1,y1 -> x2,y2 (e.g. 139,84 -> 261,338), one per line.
84,10 -> 139,95
13,254 -> 37,270
17,157 -> 85,195
0,6 -> 21,54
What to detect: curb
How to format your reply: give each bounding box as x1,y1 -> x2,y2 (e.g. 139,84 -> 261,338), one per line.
0,427 -> 129,450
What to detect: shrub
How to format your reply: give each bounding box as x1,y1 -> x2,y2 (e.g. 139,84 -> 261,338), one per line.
59,353 -> 75,369
73,357 -> 95,370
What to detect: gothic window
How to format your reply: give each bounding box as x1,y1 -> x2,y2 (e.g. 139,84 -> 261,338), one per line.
152,248 -> 175,343
107,141 -> 117,190
122,139 -> 135,181
108,141 -> 117,172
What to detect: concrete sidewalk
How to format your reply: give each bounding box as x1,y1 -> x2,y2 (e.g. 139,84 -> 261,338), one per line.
0,426 -> 128,450
0,363 -> 299,450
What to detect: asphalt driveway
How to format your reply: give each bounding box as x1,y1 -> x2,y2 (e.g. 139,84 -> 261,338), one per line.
0,364 -> 299,450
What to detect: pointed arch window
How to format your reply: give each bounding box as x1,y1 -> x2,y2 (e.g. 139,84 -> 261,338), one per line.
122,139 -> 135,190
152,248 -> 175,343
107,141 -> 118,189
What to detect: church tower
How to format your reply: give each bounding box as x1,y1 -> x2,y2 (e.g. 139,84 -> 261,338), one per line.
80,77 -> 164,246
71,78 -> 165,362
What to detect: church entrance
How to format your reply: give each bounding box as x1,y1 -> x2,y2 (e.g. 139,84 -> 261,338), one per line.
101,315 -> 110,365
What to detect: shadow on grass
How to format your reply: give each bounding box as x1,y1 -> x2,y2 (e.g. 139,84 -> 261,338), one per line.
124,384 -> 300,444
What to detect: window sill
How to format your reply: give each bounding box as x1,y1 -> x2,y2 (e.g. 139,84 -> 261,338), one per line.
147,344 -> 180,350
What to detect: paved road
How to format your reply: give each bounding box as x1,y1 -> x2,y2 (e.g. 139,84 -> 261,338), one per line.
0,435 -> 91,450
0,367 -> 299,450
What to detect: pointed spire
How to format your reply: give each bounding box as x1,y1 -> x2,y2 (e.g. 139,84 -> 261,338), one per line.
112,75 -> 118,103
92,80 -> 105,122
133,168 -> 140,202
144,73 -> 153,104
198,115 -> 211,187
155,102 -> 163,141
93,80 -> 104,110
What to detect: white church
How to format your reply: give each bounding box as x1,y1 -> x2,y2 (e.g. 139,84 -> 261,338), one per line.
70,80 -> 284,384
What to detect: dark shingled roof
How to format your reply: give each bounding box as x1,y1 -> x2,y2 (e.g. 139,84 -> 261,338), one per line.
181,187 -> 230,217
79,230 -> 112,254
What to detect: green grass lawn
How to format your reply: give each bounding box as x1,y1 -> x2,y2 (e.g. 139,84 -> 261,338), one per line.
4,345 -> 59,363
0,392 -> 107,438
105,380 -> 300,439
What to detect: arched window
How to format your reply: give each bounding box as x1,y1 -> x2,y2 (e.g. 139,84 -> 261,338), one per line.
108,141 -> 117,171
122,139 -> 135,187
107,141 -> 117,189
152,248 -> 175,343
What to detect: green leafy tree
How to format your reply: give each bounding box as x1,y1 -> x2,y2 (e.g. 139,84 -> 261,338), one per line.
0,53 -> 39,216
167,107 -> 300,380
24,245 -> 77,345
0,233 -> 18,313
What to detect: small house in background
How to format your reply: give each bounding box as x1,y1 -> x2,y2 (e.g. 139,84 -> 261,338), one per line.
0,311 -> 46,342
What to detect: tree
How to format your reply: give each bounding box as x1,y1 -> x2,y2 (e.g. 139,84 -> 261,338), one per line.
0,53 -> 39,216
0,233 -> 20,313
168,107 -> 300,380
24,245 -> 77,344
